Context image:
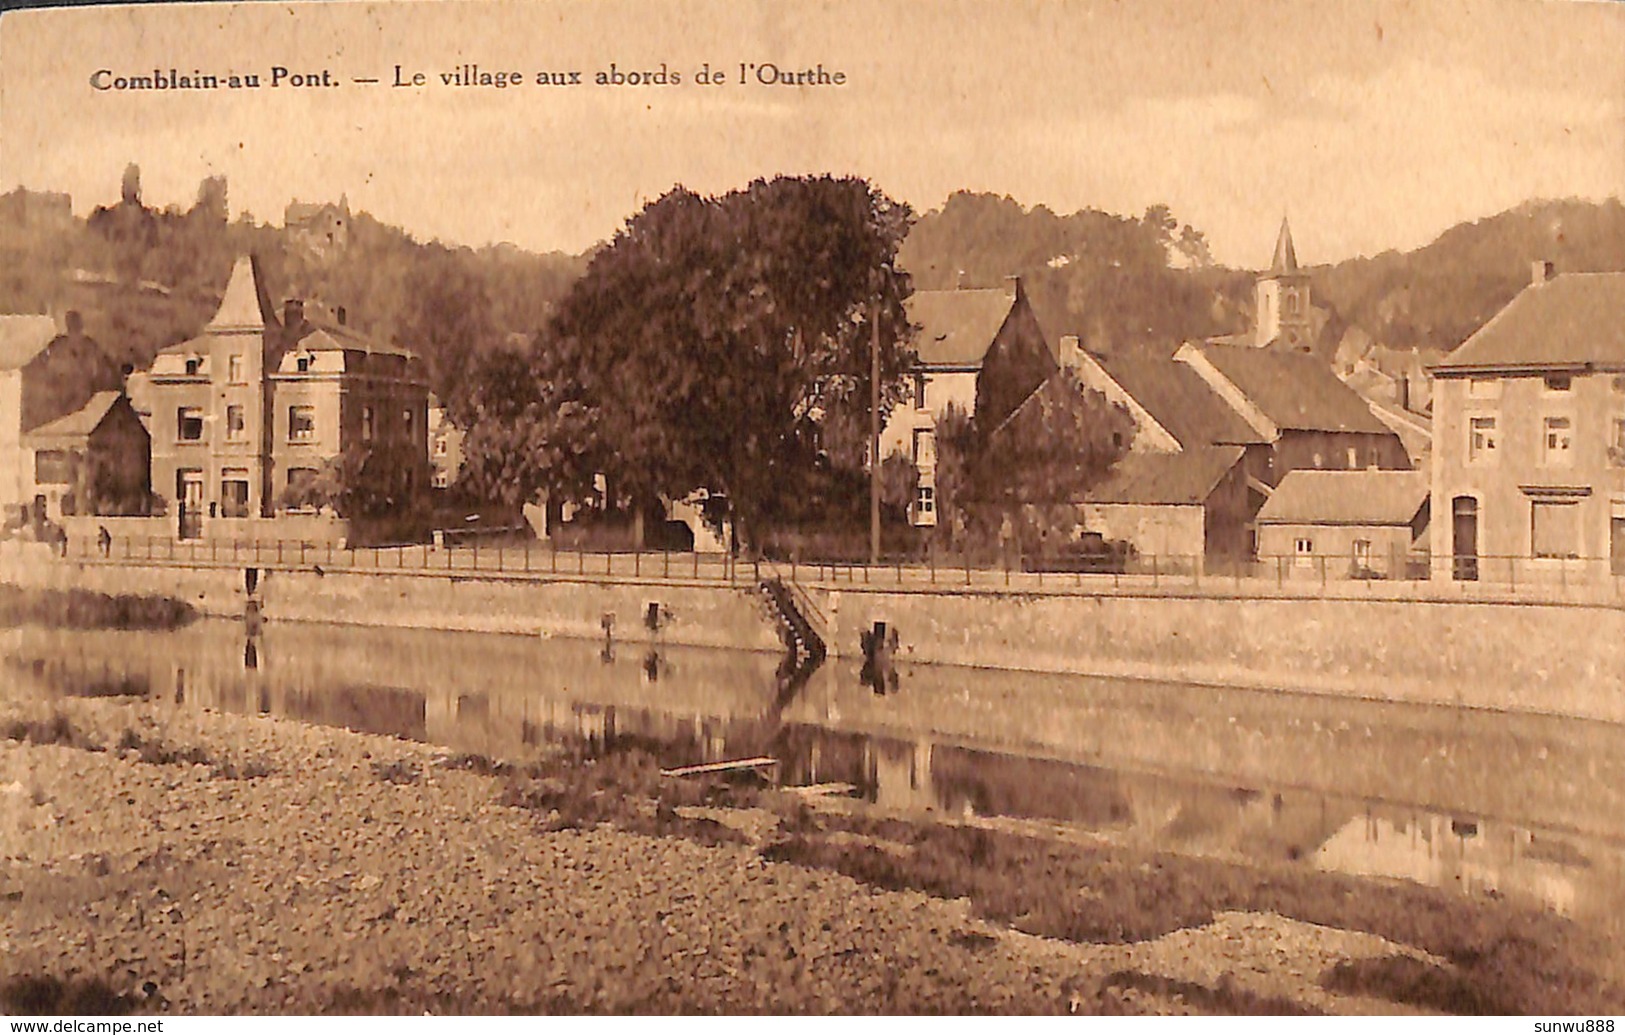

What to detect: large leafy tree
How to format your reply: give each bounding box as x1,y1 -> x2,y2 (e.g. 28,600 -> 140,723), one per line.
545,175 -> 916,543
454,337 -> 604,511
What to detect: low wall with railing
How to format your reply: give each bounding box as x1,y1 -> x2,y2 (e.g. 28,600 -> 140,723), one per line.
0,540 -> 784,652
811,584 -> 1625,724
6,537 -> 1625,722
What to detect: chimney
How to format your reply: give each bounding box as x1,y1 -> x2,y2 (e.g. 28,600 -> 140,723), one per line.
1058,334 -> 1082,370
1530,260 -> 1555,285
64,310 -> 84,337
282,298 -> 305,331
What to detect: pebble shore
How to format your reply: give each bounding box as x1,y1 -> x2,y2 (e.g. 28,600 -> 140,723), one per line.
1,695 -> 1439,1014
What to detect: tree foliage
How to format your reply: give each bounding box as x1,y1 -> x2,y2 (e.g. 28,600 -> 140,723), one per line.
897,192 -> 1234,356
536,175 -> 916,541
930,374 -> 1133,549
276,444 -> 424,519
453,338 -> 604,510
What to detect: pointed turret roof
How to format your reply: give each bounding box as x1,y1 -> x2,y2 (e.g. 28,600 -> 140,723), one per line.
1269,217 -> 1299,275
206,255 -> 272,332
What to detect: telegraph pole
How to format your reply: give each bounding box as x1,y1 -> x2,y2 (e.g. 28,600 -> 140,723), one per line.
869,294 -> 882,567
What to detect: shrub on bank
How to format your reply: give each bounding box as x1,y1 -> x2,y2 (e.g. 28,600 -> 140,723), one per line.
0,585 -> 195,630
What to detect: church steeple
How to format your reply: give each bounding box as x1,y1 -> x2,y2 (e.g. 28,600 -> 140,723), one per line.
1269,216 -> 1299,275
1255,216 -> 1312,349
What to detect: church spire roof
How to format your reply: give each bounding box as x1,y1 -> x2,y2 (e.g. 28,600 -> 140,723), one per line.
1269,216 -> 1299,275
206,256 -> 271,332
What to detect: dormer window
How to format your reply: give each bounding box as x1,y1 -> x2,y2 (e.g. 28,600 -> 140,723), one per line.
184,358 -> 201,376
296,355 -> 311,373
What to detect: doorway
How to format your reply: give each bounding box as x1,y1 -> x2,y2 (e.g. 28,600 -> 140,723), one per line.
177,469 -> 204,540
1452,496 -> 1478,581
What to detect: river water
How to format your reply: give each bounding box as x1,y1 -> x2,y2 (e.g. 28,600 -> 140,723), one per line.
5,619 -> 1624,942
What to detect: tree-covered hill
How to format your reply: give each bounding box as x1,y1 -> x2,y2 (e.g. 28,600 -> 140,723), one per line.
897,191 -> 1625,359
0,173 -> 586,413
1312,197 -> 1625,352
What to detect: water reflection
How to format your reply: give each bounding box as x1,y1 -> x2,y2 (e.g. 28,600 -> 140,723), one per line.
4,620 -> 1625,932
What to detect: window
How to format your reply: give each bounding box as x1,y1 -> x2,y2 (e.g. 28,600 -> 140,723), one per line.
1531,500 -> 1581,559
177,407 -> 204,442
1294,537 -> 1314,569
228,354 -> 244,383
184,358 -> 201,376
1542,416 -> 1572,466
1544,374 -> 1573,393
361,404 -> 374,442
915,484 -> 935,516
286,467 -> 317,490
225,404 -> 246,441
1346,446 -> 1358,469
220,470 -> 250,518
432,470 -> 451,489
288,405 -> 316,442
433,436 -> 448,457
296,355 -> 311,373
1295,537 -> 1314,554
1468,416 -> 1497,462
913,376 -> 927,410
1610,417 -> 1625,467
1352,539 -> 1372,563
33,450 -> 71,485
1467,377 -> 1501,399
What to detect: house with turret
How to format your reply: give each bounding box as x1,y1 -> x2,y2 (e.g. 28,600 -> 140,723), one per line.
145,256 -> 428,541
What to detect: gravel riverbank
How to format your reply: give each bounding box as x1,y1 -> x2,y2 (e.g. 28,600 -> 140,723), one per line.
0,693 -> 1574,1015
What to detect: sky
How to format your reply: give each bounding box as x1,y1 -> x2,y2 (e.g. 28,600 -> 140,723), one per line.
1,0 -> 1622,268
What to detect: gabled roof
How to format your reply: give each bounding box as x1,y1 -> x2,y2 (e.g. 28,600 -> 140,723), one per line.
1255,470 -> 1428,526
1434,273 -> 1625,372
23,391 -> 125,446
1094,352 -> 1267,447
905,289 -> 1015,368
1269,217 -> 1300,275
1195,344 -> 1391,434
0,315 -> 60,370
1085,445 -> 1246,506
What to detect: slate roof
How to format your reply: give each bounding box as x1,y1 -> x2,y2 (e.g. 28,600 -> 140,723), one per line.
160,257 -> 410,359
1434,273 -> 1625,372
905,289 -> 1015,368
1269,217 -> 1300,275
0,315 -> 60,370
1085,445 -> 1246,506
1094,352 -> 1268,447
1196,344 -> 1391,434
1255,470 -> 1429,526
23,391 -> 123,445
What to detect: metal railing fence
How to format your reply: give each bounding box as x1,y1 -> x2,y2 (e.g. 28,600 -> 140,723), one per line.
45,533 -> 1625,606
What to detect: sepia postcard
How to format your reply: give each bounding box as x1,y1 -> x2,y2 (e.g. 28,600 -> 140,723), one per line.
1,0 -> 1623,1021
